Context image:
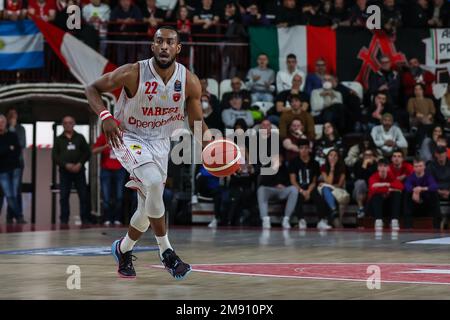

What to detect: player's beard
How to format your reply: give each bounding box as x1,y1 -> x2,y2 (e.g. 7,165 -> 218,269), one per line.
154,55 -> 176,69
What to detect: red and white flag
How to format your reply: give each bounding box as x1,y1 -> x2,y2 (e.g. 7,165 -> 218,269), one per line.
31,17 -> 117,89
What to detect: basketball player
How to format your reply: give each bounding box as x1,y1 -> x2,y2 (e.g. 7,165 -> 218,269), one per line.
85,26 -> 210,280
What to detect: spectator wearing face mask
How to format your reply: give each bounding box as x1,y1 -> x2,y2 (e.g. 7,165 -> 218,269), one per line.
310,75 -> 346,132
201,94 -> 223,132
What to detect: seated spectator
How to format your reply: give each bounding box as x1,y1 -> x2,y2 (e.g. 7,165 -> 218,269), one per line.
193,0 -> 219,34
404,0 -> 430,27
302,1 -> 330,26
407,83 -> 435,140
283,119 -> 309,162
242,3 -> 270,26
440,84 -> 450,134
177,5 -> 192,40
202,93 -> 223,132
389,150 -> 413,185
381,0 -> 402,35
428,0 -> 450,27
0,114 -> 25,224
427,146 -> 450,202
92,132 -> 127,226
348,0 -> 370,27
330,0 -> 351,29
315,122 -> 344,166
367,158 -> 403,230
289,139 -> 332,230
371,113 -> 408,157
345,134 -> 380,168
200,77 -> 220,107
368,56 -> 400,106
82,0 -> 110,53
196,165 -> 226,228
352,148 -> 378,218
404,157 -> 441,229
318,149 -> 347,226
401,57 -> 435,98
276,0 -> 302,27
367,91 -> 394,131
310,74 -> 345,131
140,0 -> 164,38
155,0 -> 177,20
279,94 -> 315,141
331,75 -> 362,133
4,0 -> 27,20
28,0 -> 56,21
276,54 -> 306,93
221,94 -> 254,128
83,0 -> 111,30
271,74 -> 309,126
227,149 -> 257,226
176,5 -> 192,66
245,53 -> 276,103
221,76 -> 251,109
259,154 -> 298,229
110,0 -> 143,65
419,125 -> 445,163
304,58 -> 327,97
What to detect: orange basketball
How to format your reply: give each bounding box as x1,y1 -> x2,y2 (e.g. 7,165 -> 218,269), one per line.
202,139 -> 242,177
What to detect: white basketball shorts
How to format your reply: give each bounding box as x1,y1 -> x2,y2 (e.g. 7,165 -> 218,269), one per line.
112,131 -> 170,181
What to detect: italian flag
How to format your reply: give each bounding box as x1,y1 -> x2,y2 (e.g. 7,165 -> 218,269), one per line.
249,25 -> 336,74
31,17 -> 119,96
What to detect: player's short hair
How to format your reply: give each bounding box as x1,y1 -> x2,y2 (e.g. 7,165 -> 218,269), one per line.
155,26 -> 180,43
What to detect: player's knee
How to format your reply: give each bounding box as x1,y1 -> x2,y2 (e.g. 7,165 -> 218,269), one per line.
147,193 -> 165,219
130,209 -> 150,232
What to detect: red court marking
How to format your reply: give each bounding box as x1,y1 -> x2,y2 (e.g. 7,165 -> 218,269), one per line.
149,263 -> 450,285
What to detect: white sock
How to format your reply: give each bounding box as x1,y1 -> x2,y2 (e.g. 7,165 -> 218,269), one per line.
120,233 -> 137,253
155,234 -> 173,259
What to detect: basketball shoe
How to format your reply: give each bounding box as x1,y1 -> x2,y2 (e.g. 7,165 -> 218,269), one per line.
161,248 -> 191,280
111,238 -> 137,278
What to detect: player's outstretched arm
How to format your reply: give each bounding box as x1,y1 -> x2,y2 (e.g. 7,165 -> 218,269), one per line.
85,63 -> 138,148
185,70 -> 211,148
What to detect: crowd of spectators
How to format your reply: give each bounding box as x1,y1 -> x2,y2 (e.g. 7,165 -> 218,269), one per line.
3,0 -> 450,43
2,0 -> 450,230
196,49 -> 450,231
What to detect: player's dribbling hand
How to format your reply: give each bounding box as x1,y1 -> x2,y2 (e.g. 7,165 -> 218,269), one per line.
103,118 -> 123,149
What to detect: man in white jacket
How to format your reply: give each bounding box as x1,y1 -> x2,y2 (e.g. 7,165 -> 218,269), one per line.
276,53 -> 305,93
370,113 -> 408,157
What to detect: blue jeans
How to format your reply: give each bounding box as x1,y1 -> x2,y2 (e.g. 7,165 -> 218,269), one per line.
0,168 -> 23,220
59,169 -> 90,223
321,187 -> 337,212
251,92 -> 274,103
101,168 -> 127,223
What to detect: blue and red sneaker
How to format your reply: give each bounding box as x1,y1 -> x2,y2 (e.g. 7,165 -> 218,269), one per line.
161,248 -> 191,280
111,239 -> 137,279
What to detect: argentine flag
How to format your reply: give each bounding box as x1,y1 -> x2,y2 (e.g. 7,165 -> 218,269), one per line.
0,20 -> 44,70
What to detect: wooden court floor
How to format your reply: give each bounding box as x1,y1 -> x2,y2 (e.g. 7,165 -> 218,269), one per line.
1,225 -> 450,299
